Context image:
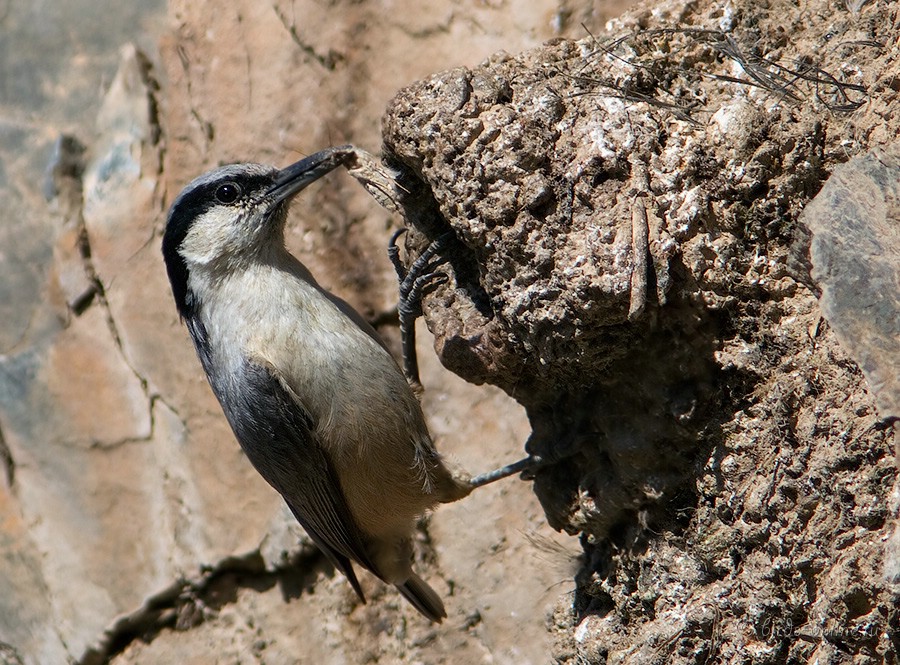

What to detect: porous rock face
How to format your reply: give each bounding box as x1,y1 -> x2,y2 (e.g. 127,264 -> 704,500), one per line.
0,1 -> 630,664
1,0 -> 898,661
383,0 -> 900,660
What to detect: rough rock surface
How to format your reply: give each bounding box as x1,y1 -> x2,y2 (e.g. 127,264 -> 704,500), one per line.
2,0 -> 898,663
0,1 -> 628,664
381,0 -> 900,661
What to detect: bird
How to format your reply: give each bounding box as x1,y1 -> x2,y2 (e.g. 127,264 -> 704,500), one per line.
161,146 -> 475,622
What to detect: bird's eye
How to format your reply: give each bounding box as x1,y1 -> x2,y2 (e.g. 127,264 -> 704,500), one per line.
215,182 -> 242,203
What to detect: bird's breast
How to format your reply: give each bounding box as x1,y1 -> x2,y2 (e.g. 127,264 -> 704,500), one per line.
197,262 -> 427,451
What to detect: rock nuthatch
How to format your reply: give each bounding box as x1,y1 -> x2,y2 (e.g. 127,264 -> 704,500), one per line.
161,146 -> 482,622
162,146 -> 538,622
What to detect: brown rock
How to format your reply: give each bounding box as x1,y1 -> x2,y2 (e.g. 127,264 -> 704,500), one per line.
8,0 -> 897,662
2,0 -> 628,663
381,0 -> 900,661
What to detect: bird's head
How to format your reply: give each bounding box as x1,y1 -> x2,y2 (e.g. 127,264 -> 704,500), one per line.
162,146 -> 350,318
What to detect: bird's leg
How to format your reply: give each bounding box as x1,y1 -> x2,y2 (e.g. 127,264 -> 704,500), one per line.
390,230 -> 454,389
468,412 -> 590,488
399,271 -> 448,390
392,228 -> 551,488
468,455 -> 544,488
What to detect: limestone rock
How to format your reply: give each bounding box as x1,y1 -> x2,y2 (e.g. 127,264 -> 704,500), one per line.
382,0 -> 899,660
1,0 -> 619,663
3,0 -> 897,662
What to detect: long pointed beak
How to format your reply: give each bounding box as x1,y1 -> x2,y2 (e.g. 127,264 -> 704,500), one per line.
268,145 -> 354,203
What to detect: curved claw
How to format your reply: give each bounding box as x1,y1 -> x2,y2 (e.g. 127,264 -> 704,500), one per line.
388,228 -> 408,280
389,230 -> 456,388
399,231 -> 453,301
399,271 -> 449,319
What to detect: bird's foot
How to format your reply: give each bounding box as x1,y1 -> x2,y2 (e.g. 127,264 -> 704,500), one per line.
389,230 -> 454,389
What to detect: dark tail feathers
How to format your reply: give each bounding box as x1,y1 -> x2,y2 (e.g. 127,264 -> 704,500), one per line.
396,573 -> 447,623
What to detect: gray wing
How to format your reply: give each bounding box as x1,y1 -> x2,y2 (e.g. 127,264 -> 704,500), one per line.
213,356 -> 379,601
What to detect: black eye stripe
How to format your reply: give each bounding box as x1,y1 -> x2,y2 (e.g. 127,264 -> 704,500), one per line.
163,171 -> 278,318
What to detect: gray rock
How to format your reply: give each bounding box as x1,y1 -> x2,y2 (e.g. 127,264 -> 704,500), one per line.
804,144 -> 900,420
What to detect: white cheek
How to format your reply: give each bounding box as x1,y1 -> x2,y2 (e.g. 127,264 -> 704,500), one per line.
179,207 -> 249,266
